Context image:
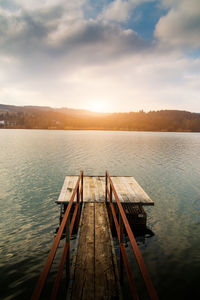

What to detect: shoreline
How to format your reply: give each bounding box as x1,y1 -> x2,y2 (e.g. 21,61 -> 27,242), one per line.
0,127 -> 199,133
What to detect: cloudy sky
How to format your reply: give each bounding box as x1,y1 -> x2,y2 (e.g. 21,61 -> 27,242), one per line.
0,0 -> 200,112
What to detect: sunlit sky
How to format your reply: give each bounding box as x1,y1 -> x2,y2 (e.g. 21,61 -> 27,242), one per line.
0,0 -> 200,112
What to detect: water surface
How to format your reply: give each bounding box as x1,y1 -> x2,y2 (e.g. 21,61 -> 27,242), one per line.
0,130 -> 200,299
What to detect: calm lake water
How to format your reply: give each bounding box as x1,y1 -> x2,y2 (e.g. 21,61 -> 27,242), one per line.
0,129 -> 200,300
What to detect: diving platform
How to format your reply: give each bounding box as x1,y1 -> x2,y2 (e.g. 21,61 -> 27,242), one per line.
56,175 -> 154,205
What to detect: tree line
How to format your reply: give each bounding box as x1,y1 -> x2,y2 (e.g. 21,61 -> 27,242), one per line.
0,105 -> 200,132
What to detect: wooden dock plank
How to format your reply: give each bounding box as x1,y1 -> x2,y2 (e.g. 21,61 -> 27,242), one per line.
111,177 -> 129,202
71,203 -> 120,300
93,176 -> 105,202
83,175 -> 90,202
56,176 -> 154,205
90,177 -> 96,202
94,203 -> 119,299
111,176 -> 153,205
56,176 -> 69,203
71,203 -> 95,300
56,176 -> 78,203
126,176 -> 152,204
92,177 -> 98,202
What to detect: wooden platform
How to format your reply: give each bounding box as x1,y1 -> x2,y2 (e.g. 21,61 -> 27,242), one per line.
56,176 -> 154,205
70,203 -> 121,300
32,172 -> 157,300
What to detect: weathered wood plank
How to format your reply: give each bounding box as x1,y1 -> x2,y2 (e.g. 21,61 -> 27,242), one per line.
111,176 -> 153,205
56,176 -> 68,203
56,176 -> 154,205
111,177 -> 129,203
90,177 -> 96,202
56,176 -> 78,203
94,176 -> 105,202
71,203 -> 95,300
95,203 -> 119,299
83,175 -> 89,202
71,203 -> 120,300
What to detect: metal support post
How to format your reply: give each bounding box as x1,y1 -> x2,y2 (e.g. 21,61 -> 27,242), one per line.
105,171 -> 108,202
66,217 -> 70,289
119,214 -> 124,285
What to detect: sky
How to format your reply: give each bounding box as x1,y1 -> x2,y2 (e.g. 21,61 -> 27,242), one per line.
0,0 -> 200,113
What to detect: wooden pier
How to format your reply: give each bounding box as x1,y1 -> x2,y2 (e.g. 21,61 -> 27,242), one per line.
71,203 -> 120,300
31,171 -> 158,300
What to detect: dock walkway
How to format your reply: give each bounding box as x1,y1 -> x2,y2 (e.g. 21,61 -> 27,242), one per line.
71,203 -> 120,300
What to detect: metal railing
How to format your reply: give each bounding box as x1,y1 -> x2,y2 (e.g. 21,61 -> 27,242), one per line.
31,171 -> 83,300
105,171 -> 158,300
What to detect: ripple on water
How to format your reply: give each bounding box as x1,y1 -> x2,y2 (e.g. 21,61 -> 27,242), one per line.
0,130 -> 200,299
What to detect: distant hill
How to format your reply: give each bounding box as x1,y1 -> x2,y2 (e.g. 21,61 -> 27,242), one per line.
0,104 -> 104,115
0,104 -> 200,132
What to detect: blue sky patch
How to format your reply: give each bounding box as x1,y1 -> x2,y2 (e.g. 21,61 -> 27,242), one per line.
126,1 -> 168,40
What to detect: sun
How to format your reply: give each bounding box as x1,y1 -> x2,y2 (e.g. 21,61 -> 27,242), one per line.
90,101 -> 107,113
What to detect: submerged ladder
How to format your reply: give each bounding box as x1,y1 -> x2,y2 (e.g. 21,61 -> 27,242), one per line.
31,171 -> 158,300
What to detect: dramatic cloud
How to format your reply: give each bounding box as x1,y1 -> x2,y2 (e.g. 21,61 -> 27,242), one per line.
0,0 -> 199,112
0,0 -> 149,60
155,0 -> 200,49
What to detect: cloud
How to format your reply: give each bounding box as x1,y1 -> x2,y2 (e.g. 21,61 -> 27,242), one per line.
101,0 -> 132,22
0,0 -> 150,62
101,0 -> 154,22
14,0 -> 85,12
155,0 -> 200,49
0,0 -> 199,112
0,0 -> 153,109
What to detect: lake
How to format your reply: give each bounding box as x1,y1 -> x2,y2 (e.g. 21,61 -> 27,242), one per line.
0,129 -> 200,299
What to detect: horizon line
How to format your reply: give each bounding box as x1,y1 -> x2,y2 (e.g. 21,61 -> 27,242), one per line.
0,103 -> 199,115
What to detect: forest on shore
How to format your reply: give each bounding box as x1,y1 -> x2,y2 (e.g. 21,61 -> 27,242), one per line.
0,104 -> 200,132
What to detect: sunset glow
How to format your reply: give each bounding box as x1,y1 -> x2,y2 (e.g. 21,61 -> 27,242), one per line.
0,0 -> 199,112
90,101 -> 108,113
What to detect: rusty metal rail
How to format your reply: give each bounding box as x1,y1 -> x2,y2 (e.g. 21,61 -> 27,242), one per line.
106,171 -> 158,300
31,171 -> 83,300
